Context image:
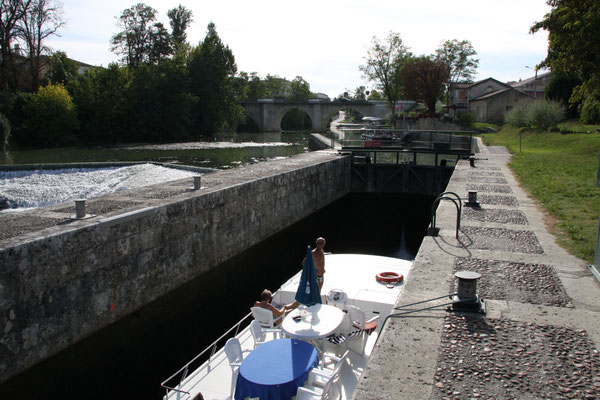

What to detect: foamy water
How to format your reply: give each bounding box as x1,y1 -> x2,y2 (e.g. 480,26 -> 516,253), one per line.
0,164 -> 198,210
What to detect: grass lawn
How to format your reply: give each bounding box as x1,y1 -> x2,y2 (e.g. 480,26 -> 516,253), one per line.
479,124 -> 600,263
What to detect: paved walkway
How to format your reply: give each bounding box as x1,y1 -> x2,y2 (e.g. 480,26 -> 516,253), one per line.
354,140 -> 600,399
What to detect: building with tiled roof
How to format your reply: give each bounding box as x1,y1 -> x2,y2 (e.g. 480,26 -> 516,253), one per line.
448,77 -> 535,123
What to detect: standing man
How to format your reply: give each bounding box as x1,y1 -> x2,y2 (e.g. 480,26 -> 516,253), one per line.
304,237 -> 326,292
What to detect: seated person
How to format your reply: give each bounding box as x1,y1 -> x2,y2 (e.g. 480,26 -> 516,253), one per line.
254,289 -> 287,326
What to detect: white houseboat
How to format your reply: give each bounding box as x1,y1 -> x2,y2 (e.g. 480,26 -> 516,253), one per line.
161,253 -> 412,400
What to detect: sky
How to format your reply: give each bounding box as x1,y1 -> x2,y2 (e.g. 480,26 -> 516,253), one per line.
45,0 -> 552,99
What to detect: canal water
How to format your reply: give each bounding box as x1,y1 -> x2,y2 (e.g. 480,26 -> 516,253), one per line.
0,191 -> 434,399
0,132 -> 310,169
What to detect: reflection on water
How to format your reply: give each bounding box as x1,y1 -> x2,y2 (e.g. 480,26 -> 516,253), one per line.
0,132 -> 310,169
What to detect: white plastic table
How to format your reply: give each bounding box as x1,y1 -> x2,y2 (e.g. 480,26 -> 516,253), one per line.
281,304 -> 344,350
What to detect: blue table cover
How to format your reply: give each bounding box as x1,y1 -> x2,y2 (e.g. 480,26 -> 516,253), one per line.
235,338 -> 318,400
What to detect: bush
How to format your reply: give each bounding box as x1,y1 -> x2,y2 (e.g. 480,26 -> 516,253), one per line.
457,112 -> 474,128
529,100 -> 566,130
14,84 -> 79,148
580,98 -> 600,124
504,100 -> 565,131
505,101 -> 532,127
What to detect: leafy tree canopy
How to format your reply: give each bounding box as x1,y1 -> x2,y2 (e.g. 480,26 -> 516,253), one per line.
531,0 -> 600,121
359,32 -> 412,120
435,39 -> 478,84
168,4 -> 192,47
189,22 -> 243,133
352,86 -> 368,101
288,76 -> 311,101
110,3 -> 173,68
17,83 -> 78,147
47,50 -> 78,85
368,89 -> 383,101
402,55 -> 449,114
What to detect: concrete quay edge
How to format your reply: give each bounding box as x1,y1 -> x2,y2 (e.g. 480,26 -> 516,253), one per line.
353,141 -> 600,399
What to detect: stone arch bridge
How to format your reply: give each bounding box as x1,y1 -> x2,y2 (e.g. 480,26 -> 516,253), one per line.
242,100 -> 391,132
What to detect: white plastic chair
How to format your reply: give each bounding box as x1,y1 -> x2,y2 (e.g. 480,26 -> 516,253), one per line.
224,338 -> 243,399
345,305 -> 380,355
311,350 -> 348,397
347,305 -> 379,332
250,306 -> 280,328
249,320 -> 280,348
295,368 -> 336,400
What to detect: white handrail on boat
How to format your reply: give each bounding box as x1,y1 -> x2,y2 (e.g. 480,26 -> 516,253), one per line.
160,311 -> 253,398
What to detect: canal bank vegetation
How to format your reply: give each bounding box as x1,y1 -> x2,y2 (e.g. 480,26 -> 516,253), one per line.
0,3 -> 318,150
480,125 -> 600,263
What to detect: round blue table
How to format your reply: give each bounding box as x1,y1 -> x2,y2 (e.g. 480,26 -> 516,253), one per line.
234,338 -> 318,400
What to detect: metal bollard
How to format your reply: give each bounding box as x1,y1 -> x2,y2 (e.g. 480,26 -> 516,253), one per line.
193,176 -> 202,190
455,270 -> 481,300
75,199 -> 86,219
466,191 -> 479,207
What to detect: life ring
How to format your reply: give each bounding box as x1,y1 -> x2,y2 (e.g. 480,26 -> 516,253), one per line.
376,271 -> 403,284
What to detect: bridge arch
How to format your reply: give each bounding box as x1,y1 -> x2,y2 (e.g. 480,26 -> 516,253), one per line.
242,101 -> 390,133
279,107 -> 313,131
275,105 -> 314,131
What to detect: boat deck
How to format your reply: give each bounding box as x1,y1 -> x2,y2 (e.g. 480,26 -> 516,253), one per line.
163,254 -> 412,400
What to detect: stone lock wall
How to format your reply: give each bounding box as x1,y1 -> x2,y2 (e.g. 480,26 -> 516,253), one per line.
0,152 -> 350,382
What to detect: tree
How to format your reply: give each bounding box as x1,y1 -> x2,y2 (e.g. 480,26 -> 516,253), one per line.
544,70 -> 582,117
110,3 -> 172,68
402,56 -> 449,115
47,50 -> 78,85
15,83 -> 78,147
435,39 -> 478,103
67,63 -> 131,144
189,22 -> 244,133
436,39 -> 478,84
359,32 -> 411,122
120,60 -> 196,142
288,76 -> 311,101
262,74 -> 288,99
368,89 -> 383,100
531,0 -> 600,122
352,86 -> 368,101
167,4 -> 192,47
17,0 -> 64,90
239,71 -> 264,101
0,0 -> 33,91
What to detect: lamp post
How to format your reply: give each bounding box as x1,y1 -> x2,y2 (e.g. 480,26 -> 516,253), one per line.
525,65 -> 539,99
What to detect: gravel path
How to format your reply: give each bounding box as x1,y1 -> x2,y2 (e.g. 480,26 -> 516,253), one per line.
431,315 -> 600,400
475,195 -> 519,207
453,258 -> 571,307
468,176 -> 509,184
462,208 -> 528,225
466,184 -> 513,194
461,227 -> 544,254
